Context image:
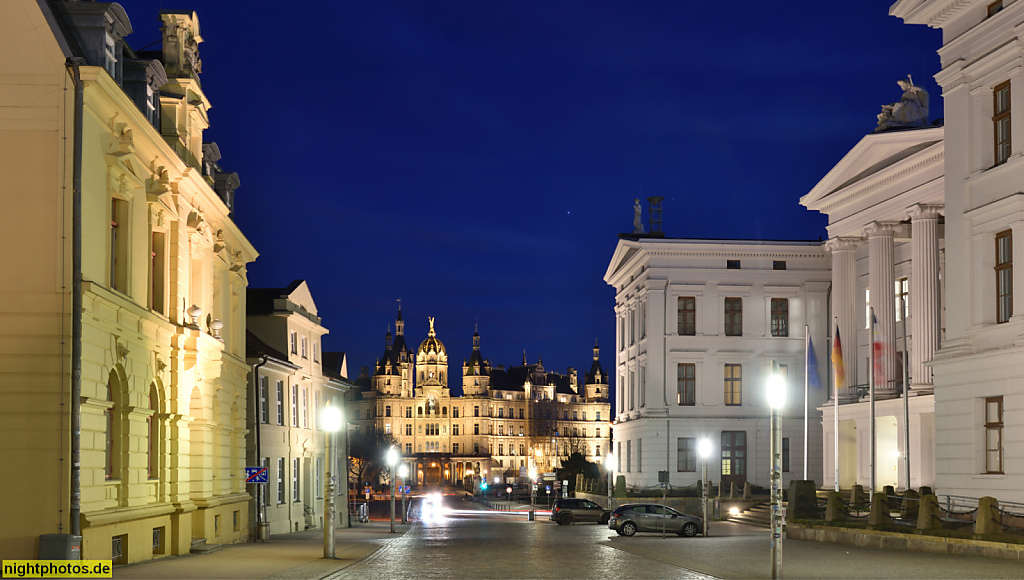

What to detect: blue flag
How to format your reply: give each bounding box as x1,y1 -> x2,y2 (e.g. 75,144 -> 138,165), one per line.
806,336 -> 821,389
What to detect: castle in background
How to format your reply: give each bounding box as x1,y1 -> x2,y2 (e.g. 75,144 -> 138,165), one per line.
349,307 -> 611,488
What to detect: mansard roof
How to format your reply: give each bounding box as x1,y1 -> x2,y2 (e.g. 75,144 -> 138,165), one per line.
245,330 -> 296,368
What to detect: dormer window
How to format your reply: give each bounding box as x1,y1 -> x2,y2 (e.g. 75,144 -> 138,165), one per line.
104,32 -> 117,78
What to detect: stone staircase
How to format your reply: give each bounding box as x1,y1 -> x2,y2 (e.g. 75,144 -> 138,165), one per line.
728,501 -> 787,529
189,538 -> 222,555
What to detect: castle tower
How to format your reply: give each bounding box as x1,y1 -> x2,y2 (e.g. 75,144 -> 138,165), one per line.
415,317 -> 449,397
462,325 -> 490,396
373,327 -> 402,396
584,340 -> 608,402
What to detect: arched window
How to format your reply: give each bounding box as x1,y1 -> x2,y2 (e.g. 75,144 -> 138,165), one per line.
417,406 -> 423,416
105,371 -> 123,480
148,385 -> 159,479
442,406 -> 447,416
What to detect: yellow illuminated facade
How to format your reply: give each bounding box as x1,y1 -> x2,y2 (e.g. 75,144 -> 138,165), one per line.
0,1 -> 256,563
351,309 -> 611,487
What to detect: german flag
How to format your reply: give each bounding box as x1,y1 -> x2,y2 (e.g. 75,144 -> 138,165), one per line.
832,326 -> 845,392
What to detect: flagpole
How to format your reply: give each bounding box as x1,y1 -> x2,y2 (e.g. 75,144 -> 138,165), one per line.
803,325 -> 809,481
902,296 -> 910,491
833,319 -> 839,492
869,307 -> 877,502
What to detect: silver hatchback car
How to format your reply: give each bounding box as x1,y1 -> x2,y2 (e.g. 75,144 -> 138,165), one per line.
608,503 -> 705,537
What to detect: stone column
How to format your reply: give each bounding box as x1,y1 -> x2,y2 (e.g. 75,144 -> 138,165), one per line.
866,222 -> 899,400
825,238 -> 859,401
906,205 -> 942,392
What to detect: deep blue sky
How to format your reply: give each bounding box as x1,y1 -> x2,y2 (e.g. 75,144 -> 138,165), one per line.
115,1 -> 942,380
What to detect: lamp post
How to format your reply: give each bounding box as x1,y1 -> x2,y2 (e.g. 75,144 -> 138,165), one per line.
698,438 -> 711,537
528,467 -> 537,507
398,464 -> 408,524
321,405 -> 343,559
386,447 -> 399,533
605,451 -> 616,510
767,371 -> 787,579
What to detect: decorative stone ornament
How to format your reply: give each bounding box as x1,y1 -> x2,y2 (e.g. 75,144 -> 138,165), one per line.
186,304 -> 202,328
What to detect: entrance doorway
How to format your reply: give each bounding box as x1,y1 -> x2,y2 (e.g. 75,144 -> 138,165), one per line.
721,431 -> 747,489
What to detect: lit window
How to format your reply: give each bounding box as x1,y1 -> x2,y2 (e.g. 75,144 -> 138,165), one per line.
994,81 -> 1011,166
724,364 -> 742,406
677,363 -> 695,405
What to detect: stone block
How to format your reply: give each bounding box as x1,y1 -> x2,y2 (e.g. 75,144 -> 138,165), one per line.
975,497 -> 1002,535
882,485 -> 897,509
743,482 -> 751,499
729,482 -> 735,498
917,494 -> 941,531
825,491 -> 846,523
849,484 -> 866,507
787,480 -> 818,520
902,489 -> 920,519
919,485 -> 933,497
869,491 -> 891,527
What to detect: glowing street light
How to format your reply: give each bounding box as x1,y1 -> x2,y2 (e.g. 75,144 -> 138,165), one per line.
697,438 -> 712,537
321,404 -> 343,559
766,370 -> 787,579
398,464 -> 409,524
605,452 -> 616,509
386,446 -> 399,533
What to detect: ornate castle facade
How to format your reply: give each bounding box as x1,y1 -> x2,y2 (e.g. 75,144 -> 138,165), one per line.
350,308 -> 611,488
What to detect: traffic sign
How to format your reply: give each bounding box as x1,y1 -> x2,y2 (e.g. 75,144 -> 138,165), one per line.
245,466 -> 268,483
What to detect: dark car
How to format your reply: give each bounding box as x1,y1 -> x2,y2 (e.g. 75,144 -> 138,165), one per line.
608,503 -> 705,537
549,498 -> 611,525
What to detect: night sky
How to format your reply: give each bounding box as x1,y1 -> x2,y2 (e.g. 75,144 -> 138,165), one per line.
113,1 -> 942,381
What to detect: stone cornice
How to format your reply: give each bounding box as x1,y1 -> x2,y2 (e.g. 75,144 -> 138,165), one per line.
817,150 -> 944,215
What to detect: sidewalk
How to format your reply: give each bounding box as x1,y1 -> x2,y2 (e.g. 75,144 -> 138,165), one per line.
114,522 -> 410,580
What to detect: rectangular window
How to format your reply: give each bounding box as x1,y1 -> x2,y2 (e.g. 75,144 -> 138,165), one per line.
770,298 -> 789,337
619,316 -> 625,352
276,382 -> 284,425
995,81 -> 1012,166
640,366 -> 646,408
302,389 -> 308,428
677,363 -> 695,405
290,332 -> 297,354
259,377 -> 269,424
985,396 -> 1004,474
629,308 -> 636,345
453,407 -> 460,418
724,297 -> 742,336
474,423 -> 479,435
677,297 -> 696,335
773,260 -> 786,270
385,405 -> 392,417
406,443 -> 413,455
727,260 -> 740,269
277,458 -> 285,504
291,385 -> 299,427
721,431 -> 747,477
724,364 -> 742,406
406,407 -> 412,418
996,230 -> 1012,323
314,392 -> 319,430
782,437 -> 790,472
292,458 -> 300,502
405,423 -> 412,436
474,406 -> 480,417
677,437 -> 695,472
313,341 -> 319,362
626,440 -> 632,473
110,198 -> 128,292
301,337 -> 307,359
639,300 -> 646,339
150,231 -> 166,314
895,278 -> 910,322
453,443 -> 460,454
628,371 -> 635,410
637,439 -> 642,472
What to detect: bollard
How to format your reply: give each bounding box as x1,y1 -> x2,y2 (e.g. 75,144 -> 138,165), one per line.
917,494 -> 941,531
825,491 -> 846,523
975,497 -> 1002,535
529,510 -> 535,521
868,491 -> 891,527
902,489 -> 920,520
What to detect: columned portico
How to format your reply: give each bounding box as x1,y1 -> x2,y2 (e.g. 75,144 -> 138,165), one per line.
907,204 -> 942,392
866,222 -> 900,399
826,238 -> 859,401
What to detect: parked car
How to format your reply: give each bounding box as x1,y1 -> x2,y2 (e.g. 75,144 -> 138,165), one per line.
608,503 -> 705,537
550,498 -> 611,525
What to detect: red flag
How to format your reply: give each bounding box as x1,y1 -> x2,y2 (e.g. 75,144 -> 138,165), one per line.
872,312 -> 887,387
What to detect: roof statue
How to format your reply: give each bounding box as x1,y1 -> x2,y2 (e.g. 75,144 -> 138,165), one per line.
633,198 -> 645,234
875,75 -> 929,132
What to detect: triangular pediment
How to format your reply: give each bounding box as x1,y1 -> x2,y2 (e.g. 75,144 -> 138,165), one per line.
800,126 -> 943,212
603,241 -> 641,284
286,280 -> 318,316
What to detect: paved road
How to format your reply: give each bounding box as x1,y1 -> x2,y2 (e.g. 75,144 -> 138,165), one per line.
330,493 -> 1024,580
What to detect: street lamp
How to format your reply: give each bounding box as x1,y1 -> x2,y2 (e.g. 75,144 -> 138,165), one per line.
528,467 -> 537,507
321,404 -> 343,559
605,452 -> 616,510
398,464 -> 409,524
767,371 -> 787,579
698,438 -> 711,537
386,446 -> 399,533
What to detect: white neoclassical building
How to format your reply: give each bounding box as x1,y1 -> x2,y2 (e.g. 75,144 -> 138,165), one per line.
604,238 -> 831,491
801,125 -> 944,493
892,0 -> 1024,503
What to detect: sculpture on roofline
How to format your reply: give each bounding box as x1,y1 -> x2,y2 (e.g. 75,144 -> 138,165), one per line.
633,198 -> 645,234
875,75 -> 929,131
